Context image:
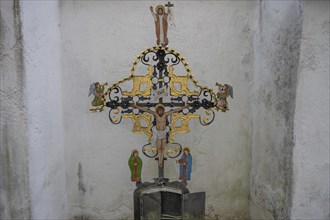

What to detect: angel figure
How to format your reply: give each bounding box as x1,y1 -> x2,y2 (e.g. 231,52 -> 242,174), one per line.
150,3 -> 174,46
128,149 -> 142,182
176,147 -> 192,182
89,82 -> 106,106
215,83 -> 233,112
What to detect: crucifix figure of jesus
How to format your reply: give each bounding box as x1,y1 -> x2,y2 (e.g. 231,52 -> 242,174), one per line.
133,103 -> 188,168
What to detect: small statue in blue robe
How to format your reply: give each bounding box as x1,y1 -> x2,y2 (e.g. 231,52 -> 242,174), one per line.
177,147 -> 192,181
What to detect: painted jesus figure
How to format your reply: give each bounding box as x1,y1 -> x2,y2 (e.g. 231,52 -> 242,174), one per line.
133,103 -> 188,168
150,5 -> 172,46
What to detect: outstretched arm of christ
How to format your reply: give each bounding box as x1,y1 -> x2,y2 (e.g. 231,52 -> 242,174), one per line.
133,103 -> 156,115
164,103 -> 188,117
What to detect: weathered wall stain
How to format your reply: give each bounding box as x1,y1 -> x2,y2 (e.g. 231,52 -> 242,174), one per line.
0,0 -> 31,219
13,0 -> 25,90
1,124 -> 14,218
250,1 -> 303,219
78,162 -> 87,194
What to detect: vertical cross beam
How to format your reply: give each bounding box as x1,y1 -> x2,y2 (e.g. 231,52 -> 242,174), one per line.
156,50 -> 165,181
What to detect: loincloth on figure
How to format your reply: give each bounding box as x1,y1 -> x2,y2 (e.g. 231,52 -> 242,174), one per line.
153,129 -> 167,140
156,129 -> 167,140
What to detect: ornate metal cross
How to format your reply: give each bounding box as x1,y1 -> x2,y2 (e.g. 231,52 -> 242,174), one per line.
90,45 -> 231,182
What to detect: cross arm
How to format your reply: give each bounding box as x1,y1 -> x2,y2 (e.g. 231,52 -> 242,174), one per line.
133,103 -> 156,115
164,103 -> 188,116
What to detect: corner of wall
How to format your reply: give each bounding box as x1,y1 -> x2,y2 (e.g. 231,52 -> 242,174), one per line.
0,0 -> 31,218
250,0 -> 303,219
291,1 -> 330,218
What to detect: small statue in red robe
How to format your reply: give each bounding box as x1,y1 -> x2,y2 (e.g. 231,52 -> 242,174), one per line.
177,147 -> 192,181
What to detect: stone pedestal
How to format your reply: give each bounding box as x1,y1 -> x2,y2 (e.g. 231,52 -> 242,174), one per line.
134,181 -> 205,220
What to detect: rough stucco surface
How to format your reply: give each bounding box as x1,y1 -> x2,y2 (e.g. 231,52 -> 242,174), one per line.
291,1 -> 330,219
60,1 -> 253,219
250,1 -> 302,219
20,1 -> 68,219
0,1 -> 31,219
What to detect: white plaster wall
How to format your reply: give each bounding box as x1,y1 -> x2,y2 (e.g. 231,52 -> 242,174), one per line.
60,1 -> 254,219
250,1 -> 302,219
20,1 -> 68,219
291,1 -> 330,219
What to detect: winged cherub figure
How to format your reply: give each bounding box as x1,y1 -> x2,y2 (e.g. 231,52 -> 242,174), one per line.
89,82 -> 107,106
215,83 -> 233,112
